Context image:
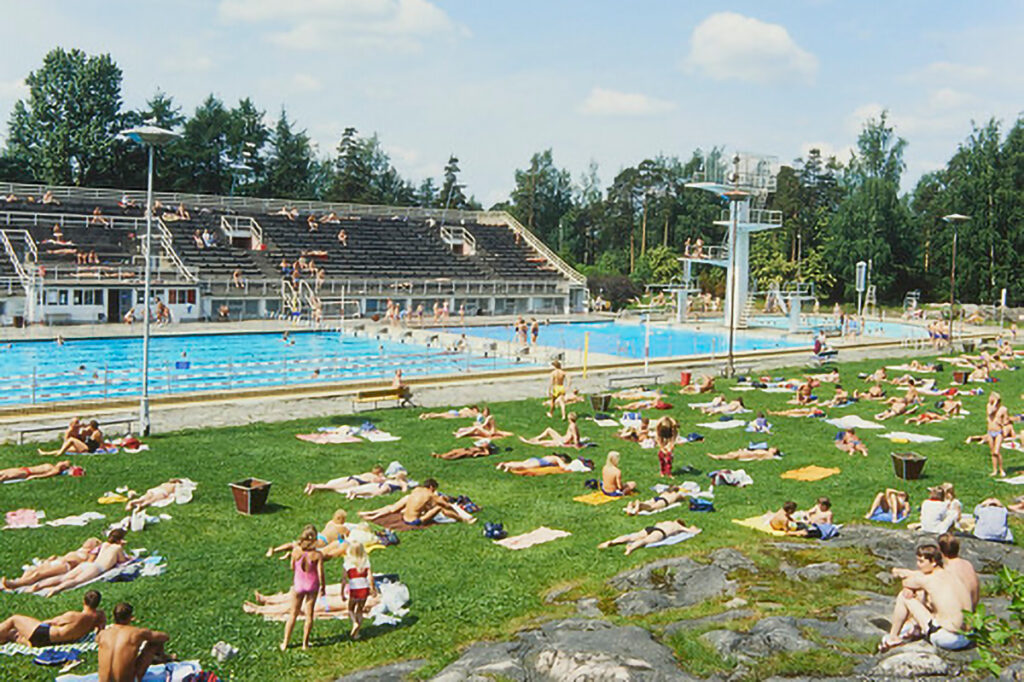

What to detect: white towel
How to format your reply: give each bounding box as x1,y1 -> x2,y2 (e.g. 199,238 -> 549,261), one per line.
696,420 -> 747,430
362,431 -> 400,442
635,502 -> 682,516
825,415 -> 885,430
878,431 -> 944,443
593,418 -> 620,427
998,474 -> 1024,485
647,529 -> 702,548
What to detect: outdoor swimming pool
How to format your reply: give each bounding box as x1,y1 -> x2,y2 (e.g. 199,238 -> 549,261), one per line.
457,321 -> 805,359
0,331 -> 526,405
750,315 -> 929,338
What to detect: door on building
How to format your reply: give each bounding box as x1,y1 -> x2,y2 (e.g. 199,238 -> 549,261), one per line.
107,289 -> 134,322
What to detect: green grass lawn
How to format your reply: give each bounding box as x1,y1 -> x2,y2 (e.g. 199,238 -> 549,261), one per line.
1,349 -> 1021,681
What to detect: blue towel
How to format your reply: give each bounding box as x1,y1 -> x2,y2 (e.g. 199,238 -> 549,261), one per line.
812,522 -> 839,540
748,441 -> 768,450
868,507 -> 907,523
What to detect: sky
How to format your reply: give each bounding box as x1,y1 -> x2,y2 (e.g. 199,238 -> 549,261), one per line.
0,1 -> 1022,205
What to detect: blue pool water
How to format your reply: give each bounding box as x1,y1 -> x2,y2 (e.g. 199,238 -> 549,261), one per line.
457,321 -> 805,359
0,331 -> 525,405
750,315 -> 929,338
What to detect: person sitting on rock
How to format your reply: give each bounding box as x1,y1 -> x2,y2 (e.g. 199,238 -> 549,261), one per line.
879,544 -> 972,653
937,533 -> 979,609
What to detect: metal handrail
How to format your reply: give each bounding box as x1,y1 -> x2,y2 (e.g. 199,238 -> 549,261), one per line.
440,224 -> 476,254
476,211 -> 586,286
156,218 -> 197,282
717,208 -> 783,226
0,209 -> 145,232
0,229 -> 30,287
221,215 -> 264,250
680,244 -> 729,262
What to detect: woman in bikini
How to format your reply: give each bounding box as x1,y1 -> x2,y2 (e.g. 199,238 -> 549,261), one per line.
433,443 -> 497,460
854,383 -> 886,401
986,392 -> 1009,478
624,486 -> 689,515
125,479 -> 187,511
496,453 -> 573,472
304,466 -> 386,496
418,406 -> 481,420
681,375 -> 715,395
616,417 -> 650,443
836,428 -> 868,456
344,472 -> 410,500
0,460 -> 73,483
280,525 -> 325,651
267,510 -> 351,560
30,529 -> 129,597
654,416 -> 679,477
519,412 -> 582,447
1,538 -> 102,591
37,421 -> 103,456
598,519 -> 700,555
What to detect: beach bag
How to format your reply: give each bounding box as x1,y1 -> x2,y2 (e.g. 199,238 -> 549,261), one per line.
376,529 -> 400,546
689,497 -> 715,512
583,478 -> 599,490
484,521 -> 507,540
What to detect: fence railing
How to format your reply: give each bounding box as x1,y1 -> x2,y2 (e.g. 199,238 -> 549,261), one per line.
0,229 -> 30,287
156,218 -> 197,282
478,211 -> 586,286
0,209 -> 146,232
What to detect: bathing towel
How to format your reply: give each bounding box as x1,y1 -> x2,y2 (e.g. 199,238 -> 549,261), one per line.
647,528 -> 702,548
732,513 -> 788,536
297,432 -> 363,444
868,507 -> 908,523
494,527 -> 571,550
368,511 -> 442,531
593,418 -> 620,427
361,430 -> 401,442
707,450 -> 780,461
3,508 -> 43,529
887,364 -> 936,372
825,415 -> 884,430
998,474 -> 1024,485
0,633 -> 97,658
781,465 -> 841,482
57,660 -> 201,682
46,512 -> 106,528
729,386 -> 757,391
574,490 -> 626,505
878,431 -> 944,443
696,420 -> 747,430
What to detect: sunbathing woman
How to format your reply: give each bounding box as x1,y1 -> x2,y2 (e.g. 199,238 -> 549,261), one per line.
806,369 -> 840,383
698,396 -> 747,415
419,406 -> 482,420
624,486 -> 690,515
618,396 -> 673,410
708,446 -> 781,461
344,473 -> 410,500
854,383 -> 886,400
616,417 -> 650,442
519,412 -> 582,447
433,442 -> 497,460
790,382 -> 817,405
864,488 -> 910,522
836,428 -> 868,456
598,519 -> 701,555
244,584 -> 381,619
767,406 -> 826,418
37,421 -> 103,456
681,375 -> 715,394
866,367 -> 888,383
496,453 -> 573,472
304,466 -> 386,496
454,413 -> 513,440
1,538 -> 101,591
125,479 -> 188,511
267,510 -> 350,560
906,399 -> 962,425
0,460 -> 74,483
29,529 -> 129,597
875,397 -> 917,421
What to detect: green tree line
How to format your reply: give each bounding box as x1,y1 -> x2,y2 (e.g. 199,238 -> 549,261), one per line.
2,48 -> 1022,306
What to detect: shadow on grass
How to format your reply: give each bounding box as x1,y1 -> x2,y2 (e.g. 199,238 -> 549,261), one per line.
252,502 -> 291,514
313,615 -> 419,647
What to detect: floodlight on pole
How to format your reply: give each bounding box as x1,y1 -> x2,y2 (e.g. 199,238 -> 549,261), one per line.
941,213 -> 970,351
722,187 -> 749,378
118,125 -> 180,437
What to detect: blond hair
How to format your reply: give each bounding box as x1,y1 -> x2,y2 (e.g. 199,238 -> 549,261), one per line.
332,509 -> 347,525
345,540 -> 370,569
606,450 -> 620,467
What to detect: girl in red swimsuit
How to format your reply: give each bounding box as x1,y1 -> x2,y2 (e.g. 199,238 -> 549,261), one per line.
343,541 -> 376,639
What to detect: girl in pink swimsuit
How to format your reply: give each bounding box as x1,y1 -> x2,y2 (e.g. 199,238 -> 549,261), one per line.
280,525 -> 325,651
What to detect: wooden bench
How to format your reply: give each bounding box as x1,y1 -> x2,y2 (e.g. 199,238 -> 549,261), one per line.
809,350 -> 839,367
352,386 -> 414,412
605,373 -> 660,390
17,416 -> 136,445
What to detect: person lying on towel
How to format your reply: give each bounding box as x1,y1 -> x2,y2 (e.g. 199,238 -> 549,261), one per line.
624,485 -> 690,515
598,519 -> 700,555
1,537 -> 102,591
243,583 -> 381,619
359,479 -> 475,526
0,589 -> 105,647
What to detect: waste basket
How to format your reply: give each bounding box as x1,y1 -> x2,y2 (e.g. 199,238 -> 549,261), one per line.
891,452 -> 927,480
229,478 -> 272,515
589,394 -> 611,412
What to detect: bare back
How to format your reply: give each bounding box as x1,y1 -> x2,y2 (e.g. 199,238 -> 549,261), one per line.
403,487 -> 435,522
922,568 -> 973,631
98,625 -> 145,682
945,557 -> 980,608
48,608 -> 104,643
93,542 -> 127,572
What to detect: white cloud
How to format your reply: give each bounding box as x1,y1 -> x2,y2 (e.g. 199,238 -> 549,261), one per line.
846,102 -> 886,135
578,87 -> 675,116
291,73 -> 322,92
684,12 -> 818,84
219,0 -> 466,52
0,78 -> 28,100
927,87 -> 975,110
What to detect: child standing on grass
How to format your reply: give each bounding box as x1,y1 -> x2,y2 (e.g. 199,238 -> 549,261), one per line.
343,541 -> 376,640
281,525 -> 325,651
654,416 -> 679,477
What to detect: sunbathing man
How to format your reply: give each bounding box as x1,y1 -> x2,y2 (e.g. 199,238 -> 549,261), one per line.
359,479 -> 475,525
875,396 -> 916,421
836,428 -> 868,457
854,383 -> 886,401
681,375 -> 715,395
806,368 -> 840,383
791,382 -> 817,405
0,590 -> 105,647
496,453 -> 574,472
267,509 -> 350,560
418,406 -> 482,420
37,420 -> 103,456
879,544 -> 973,653
708,446 -> 781,461
768,501 -> 812,535
937,533 -> 979,608
243,583 -> 381,619
30,529 -> 129,597
433,442 -> 497,460
866,367 -> 888,383
820,385 -> 852,408
767,406 -> 826,418
619,396 -> 673,411
304,466 -> 386,496
0,460 -> 74,483
1,538 -> 101,591
454,412 -> 513,440
624,485 -> 690,515
343,473 -> 410,500
865,488 -> 911,521
598,519 -> 701,555
546,360 -> 570,420
601,450 -> 636,496
519,412 -> 582,447
97,602 -> 171,682
125,479 -> 188,511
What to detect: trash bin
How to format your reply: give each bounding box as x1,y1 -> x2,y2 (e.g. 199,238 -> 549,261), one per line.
680,371 -> 692,387
952,371 -> 967,384
229,478 -> 272,515
891,452 -> 927,480
589,394 -> 611,412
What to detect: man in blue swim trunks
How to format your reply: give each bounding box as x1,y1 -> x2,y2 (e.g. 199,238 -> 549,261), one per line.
879,544 -> 973,653
359,479 -> 475,526
0,590 -> 104,647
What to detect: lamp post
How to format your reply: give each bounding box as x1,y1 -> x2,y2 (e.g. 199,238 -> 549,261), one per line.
722,188 -> 749,377
119,125 -> 179,436
942,213 -> 970,351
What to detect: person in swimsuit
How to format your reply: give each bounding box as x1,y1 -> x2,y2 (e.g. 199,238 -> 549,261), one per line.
243,583 -> 381,619
986,392 -> 1009,477
359,479 -> 474,525
624,486 -> 690,515
418,406 -> 482,420
681,375 -> 715,395
598,519 -> 701,555
1,538 -> 102,591
267,510 -> 351,560
707,446 -> 781,461
125,479 -> 186,511
865,488 -> 911,522
804,497 -> 833,524
546,360 -> 569,420
97,602 -> 171,682
601,450 -> 636,496
853,382 -> 886,401
31,529 -> 129,597
880,544 -> 973,653
343,541 -> 376,639
280,525 -> 325,651
495,453 -> 573,472
520,412 -> 582,447
304,466 -> 386,495
0,460 -> 74,483
37,421 -> 103,456
433,442 -> 497,460
616,417 -> 651,443
836,428 -> 868,457
454,413 -> 513,440
654,417 -> 679,477
0,590 -> 105,646
768,501 -> 800,533
344,473 -> 410,500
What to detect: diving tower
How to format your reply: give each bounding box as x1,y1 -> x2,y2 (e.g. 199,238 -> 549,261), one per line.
678,153 -> 783,328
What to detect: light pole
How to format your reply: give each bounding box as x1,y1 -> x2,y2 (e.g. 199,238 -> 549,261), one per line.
722,188 -> 748,377
942,213 -> 970,351
119,125 -> 179,436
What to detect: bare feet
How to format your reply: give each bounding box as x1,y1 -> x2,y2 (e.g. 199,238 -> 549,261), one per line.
265,547 -> 274,558
279,641 -> 288,652
597,541 -> 611,549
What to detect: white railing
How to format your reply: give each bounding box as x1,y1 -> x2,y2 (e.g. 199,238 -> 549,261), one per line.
680,244 -> 729,262
476,212 -> 586,286
0,229 -> 30,287
717,208 -> 783,227
156,218 -> 197,282
0,209 -> 146,232
440,224 -> 476,255
222,215 -> 263,250
281,279 -> 301,315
